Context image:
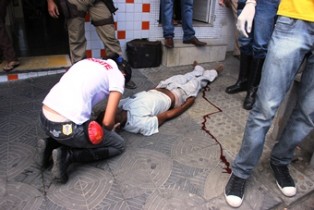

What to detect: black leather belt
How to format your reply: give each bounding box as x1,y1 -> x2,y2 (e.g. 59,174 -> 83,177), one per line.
40,111 -> 77,140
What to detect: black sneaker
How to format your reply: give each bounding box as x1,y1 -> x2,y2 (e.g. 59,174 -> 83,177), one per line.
35,138 -> 59,169
224,173 -> 246,207
51,147 -> 71,184
270,163 -> 296,197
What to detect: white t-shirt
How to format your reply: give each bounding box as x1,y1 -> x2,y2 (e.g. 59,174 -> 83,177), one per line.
119,90 -> 171,136
43,58 -> 125,125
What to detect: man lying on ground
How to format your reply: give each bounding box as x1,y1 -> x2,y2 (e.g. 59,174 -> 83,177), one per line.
104,62 -> 223,136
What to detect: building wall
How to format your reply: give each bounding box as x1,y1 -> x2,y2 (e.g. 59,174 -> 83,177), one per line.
85,0 -> 236,59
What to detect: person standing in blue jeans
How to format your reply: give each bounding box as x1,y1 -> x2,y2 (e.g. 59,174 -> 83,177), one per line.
225,0 -> 280,110
161,0 -> 206,48
224,0 -> 314,207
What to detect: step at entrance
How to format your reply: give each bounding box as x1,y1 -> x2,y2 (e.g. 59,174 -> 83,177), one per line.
162,39 -> 227,67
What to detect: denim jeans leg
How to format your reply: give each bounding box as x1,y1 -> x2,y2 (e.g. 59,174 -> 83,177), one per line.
100,130 -> 126,157
73,127 -> 126,157
181,0 -> 195,41
271,56 -> 314,165
161,0 -> 174,38
252,0 -> 279,58
232,16 -> 312,179
237,1 -> 253,55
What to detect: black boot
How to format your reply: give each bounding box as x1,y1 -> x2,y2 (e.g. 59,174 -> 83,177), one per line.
35,137 -> 61,169
226,54 -> 252,94
243,86 -> 258,110
243,58 -> 265,110
51,147 -> 109,183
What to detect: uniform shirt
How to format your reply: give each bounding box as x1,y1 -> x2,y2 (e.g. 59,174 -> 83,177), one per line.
43,58 -> 125,125
277,0 -> 314,22
119,90 -> 172,136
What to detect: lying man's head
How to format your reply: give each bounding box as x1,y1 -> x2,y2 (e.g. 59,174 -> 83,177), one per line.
117,60 -> 132,84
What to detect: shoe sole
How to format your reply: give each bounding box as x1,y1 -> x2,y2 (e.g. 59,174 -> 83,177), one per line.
51,149 -> 67,183
270,163 -> 297,197
224,174 -> 245,208
224,192 -> 244,208
225,88 -> 247,94
182,41 -> 207,46
276,181 -> 296,197
35,139 -> 47,168
183,43 -> 206,47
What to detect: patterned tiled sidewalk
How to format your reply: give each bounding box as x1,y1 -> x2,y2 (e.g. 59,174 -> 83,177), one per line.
0,53 -> 313,210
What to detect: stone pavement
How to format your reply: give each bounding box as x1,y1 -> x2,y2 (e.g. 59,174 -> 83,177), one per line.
0,53 -> 313,209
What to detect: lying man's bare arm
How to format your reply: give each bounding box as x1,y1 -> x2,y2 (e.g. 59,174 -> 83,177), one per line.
157,96 -> 195,126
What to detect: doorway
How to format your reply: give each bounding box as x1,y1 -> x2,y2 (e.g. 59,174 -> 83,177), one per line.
8,0 -> 69,57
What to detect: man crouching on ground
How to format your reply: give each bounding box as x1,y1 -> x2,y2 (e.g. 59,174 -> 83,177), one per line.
36,58 -> 130,184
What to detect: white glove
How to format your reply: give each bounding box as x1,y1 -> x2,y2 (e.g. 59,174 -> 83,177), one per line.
236,0 -> 256,38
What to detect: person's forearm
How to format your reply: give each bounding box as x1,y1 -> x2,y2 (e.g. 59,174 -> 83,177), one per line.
157,97 -> 195,126
103,91 -> 122,131
179,97 -> 195,112
168,99 -> 194,118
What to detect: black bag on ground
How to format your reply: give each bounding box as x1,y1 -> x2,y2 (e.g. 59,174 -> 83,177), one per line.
126,39 -> 162,68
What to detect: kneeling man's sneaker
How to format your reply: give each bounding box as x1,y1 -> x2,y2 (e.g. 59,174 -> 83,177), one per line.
224,173 -> 247,207
35,137 -> 59,169
270,163 -> 296,197
52,147 -> 71,184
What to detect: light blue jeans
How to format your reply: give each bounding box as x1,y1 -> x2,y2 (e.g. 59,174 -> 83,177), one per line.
238,0 -> 279,58
160,0 -> 195,41
232,16 -> 314,179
